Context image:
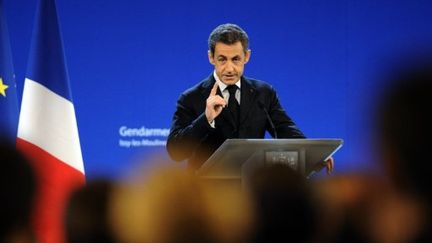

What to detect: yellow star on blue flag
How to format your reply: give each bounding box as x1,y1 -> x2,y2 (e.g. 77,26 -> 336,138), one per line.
1,0 -> 19,142
0,77 -> 9,97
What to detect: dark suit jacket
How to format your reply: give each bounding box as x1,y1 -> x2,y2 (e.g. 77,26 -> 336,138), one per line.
166,74 -> 305,169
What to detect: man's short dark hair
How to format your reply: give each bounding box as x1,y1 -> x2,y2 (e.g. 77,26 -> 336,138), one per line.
208,23 -> 249,55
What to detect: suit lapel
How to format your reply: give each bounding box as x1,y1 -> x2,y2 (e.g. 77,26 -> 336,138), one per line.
239,77 -> 258,126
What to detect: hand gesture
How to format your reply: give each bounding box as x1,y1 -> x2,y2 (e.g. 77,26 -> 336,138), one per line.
205,83 -> 226,123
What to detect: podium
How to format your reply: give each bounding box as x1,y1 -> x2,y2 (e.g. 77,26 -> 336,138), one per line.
197,139 -> 343,180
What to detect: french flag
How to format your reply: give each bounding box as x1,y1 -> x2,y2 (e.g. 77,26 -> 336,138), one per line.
17,0 -> 85,242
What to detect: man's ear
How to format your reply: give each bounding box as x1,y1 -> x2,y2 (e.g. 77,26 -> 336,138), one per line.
208,50 -> 215,65
244,49 -> 251,64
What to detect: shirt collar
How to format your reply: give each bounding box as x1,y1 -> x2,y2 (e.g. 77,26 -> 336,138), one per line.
213,71 -> 241,92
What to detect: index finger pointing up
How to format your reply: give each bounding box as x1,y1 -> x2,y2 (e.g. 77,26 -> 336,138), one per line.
210,82 -> 219,96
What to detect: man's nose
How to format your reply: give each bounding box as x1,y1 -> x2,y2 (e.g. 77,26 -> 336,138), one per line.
225,62 -> 235,72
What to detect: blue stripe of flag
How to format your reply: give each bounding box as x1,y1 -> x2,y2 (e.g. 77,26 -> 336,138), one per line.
26,0 -> 72,101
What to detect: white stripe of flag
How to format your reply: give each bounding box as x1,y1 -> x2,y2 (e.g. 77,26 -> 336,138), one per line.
18,78 -> 84,173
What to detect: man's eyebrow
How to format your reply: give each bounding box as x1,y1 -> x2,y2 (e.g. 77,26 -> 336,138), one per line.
216,55 -> 242,59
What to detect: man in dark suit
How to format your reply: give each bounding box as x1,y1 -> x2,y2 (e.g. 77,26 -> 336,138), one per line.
167,23 -> 333,172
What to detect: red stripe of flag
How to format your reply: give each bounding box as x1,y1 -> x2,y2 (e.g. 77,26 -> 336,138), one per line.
17,138 -> 85,243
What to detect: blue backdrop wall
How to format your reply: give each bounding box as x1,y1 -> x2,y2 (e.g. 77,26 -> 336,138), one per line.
4,0 -> 432,179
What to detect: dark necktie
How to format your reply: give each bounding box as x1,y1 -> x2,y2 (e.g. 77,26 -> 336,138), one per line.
227,85 -> 240,126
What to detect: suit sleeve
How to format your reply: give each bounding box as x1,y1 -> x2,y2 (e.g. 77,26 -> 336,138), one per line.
268,87 -> 306,138
166,93 -> 215,161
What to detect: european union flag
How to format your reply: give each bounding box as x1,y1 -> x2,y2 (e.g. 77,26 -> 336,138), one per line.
0,0 -> 19,143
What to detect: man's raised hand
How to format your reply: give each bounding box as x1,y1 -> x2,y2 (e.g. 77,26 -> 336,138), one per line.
205,82 -> 226,123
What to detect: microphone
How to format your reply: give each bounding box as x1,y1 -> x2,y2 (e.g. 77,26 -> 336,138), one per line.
258,101 -> 278,139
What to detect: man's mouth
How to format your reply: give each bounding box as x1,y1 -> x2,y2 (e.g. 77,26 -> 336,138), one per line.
224,74 -> 236,79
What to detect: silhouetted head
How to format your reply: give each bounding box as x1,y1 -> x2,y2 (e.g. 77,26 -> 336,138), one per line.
0,141 -> 36,243
65,180 -> 116,243
376,60 -> 432,200
249,164 -> 318,243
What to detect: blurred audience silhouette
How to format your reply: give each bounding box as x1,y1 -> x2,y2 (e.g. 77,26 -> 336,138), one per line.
313,58 -> 432,243
65,180 -> 116,243
248,164 -> 318,243
0,142 -> 36,243
372,60 -> 432,242
110,166 -> 253,243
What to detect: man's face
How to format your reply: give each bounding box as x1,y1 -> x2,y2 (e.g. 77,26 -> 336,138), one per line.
208,41 -> 251,85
